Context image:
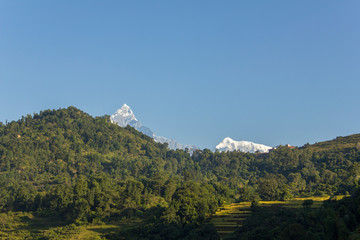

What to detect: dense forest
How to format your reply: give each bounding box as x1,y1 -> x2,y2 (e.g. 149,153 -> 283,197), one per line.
0,107 -> 360,239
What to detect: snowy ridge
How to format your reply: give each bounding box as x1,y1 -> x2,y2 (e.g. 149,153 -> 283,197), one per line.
153,135 -> 197,152
216,137 -> 272,153
110,104 -> 197,152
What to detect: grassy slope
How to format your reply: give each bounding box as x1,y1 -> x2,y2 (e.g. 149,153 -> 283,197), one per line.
209,196 -> 346,239
306,134 -> 360,152
0,212 -> 140,239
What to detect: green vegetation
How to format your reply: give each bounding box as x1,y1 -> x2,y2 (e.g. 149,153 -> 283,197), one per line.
305,134 -> 360,152
225,191 -> 360,240
0,106 -> 360,239
209,203 -> 250,238
210,196 -> 342,238
0,211 -> 136,239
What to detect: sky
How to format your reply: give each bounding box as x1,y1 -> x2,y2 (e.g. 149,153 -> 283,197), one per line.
1,1 -> 359,149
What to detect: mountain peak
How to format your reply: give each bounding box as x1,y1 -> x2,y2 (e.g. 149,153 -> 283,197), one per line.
216,137 -> 272,153
115,104 -> 137,121
110,104 -> 198,152
110,104 -> 138,127
223,137 -> 234,142
119,104 -> 130,111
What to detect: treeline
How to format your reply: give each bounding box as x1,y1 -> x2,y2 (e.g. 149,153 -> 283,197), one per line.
0,107 -> 360,227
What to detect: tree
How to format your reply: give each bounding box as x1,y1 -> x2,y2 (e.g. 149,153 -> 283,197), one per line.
258,177 -> 281,200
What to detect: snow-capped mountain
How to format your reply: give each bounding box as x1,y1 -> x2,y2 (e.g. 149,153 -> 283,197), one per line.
216,137 -> 272,153
110,104 -> 154,137
110,104 -> 197,152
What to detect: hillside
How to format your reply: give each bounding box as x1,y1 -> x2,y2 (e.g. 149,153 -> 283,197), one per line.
1,107 -> 360,239
0,106 -> 173,189
304,134 -> 360,152
0,107 -> 225,239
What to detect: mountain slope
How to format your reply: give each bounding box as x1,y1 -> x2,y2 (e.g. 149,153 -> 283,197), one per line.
1,106 -> 360,232
110,104 -> 197,151
304,134 -> 360,152
216,137 -> 272,153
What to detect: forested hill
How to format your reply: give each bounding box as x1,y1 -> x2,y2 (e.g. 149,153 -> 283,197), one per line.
0,106 -> 223,224
0,106 -> 360,227
0,106 -> 170,179
304,134 -> 360,152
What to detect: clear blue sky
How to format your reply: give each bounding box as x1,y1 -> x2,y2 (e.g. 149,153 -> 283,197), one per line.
1,1 -> 359,149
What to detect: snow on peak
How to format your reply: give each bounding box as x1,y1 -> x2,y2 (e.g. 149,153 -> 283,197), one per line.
113,104 -> 137,123
110,104 -> 153,136
216,137 -> 272,153
110,104 -> 138,128
110,104 -> 198,152
223,137 -> 234,143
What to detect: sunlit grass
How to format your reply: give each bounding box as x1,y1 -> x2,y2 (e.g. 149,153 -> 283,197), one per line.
1,195 -> 349,239
210,195 -> 348,238
293,196 -> 330,201
0,212 -> 140,240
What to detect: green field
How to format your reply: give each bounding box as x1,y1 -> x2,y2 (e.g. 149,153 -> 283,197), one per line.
0,212 -> 140,240
0,196 -> 347,239
209,196 -> 346,239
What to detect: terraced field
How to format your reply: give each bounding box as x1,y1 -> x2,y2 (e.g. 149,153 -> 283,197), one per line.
1,196 -> 347,239
210,196 -> 347,239
209,202 -> 251,238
